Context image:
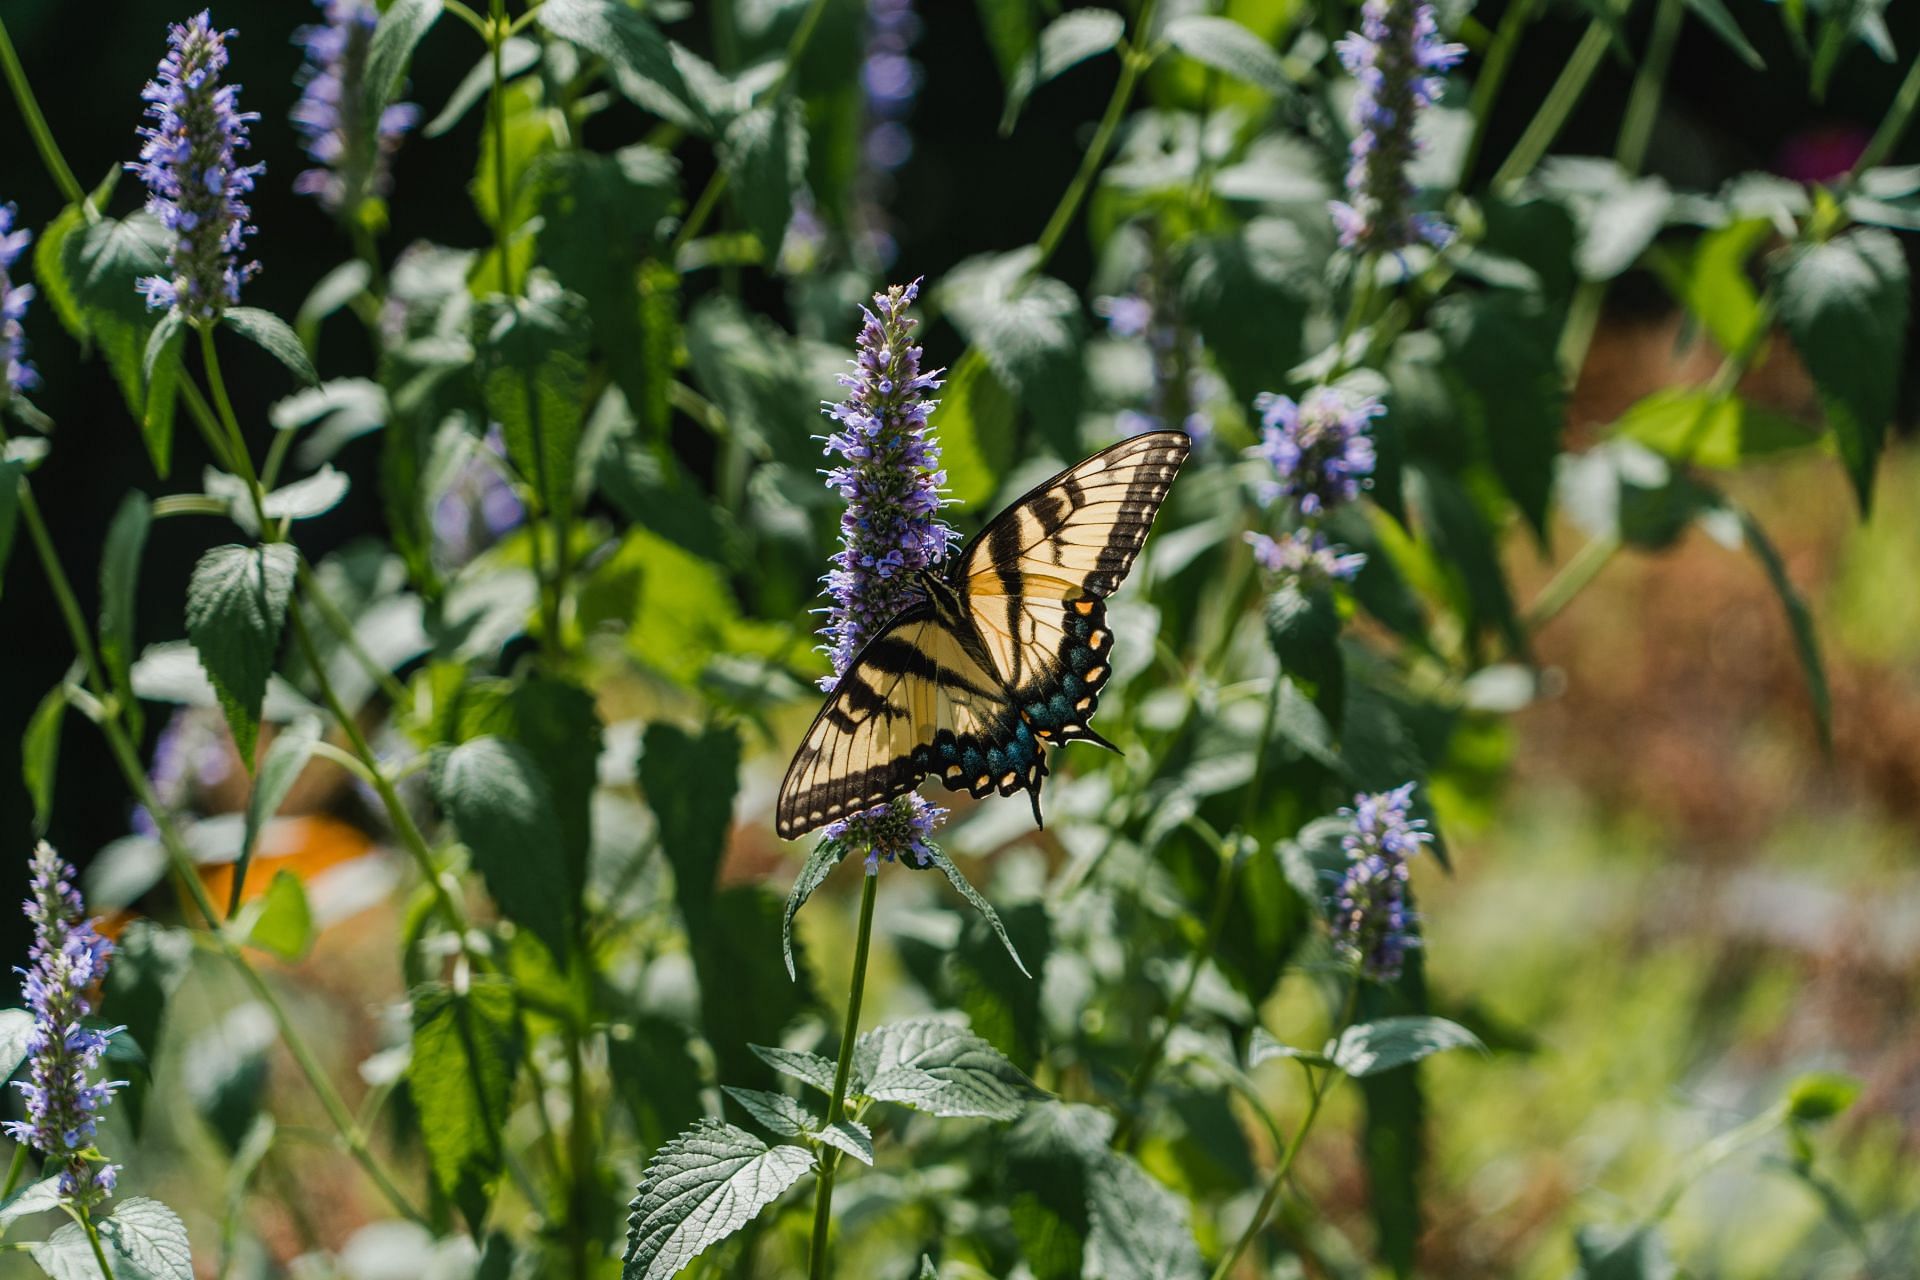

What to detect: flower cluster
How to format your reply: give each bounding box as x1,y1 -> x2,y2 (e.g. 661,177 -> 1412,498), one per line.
0,204 -> 37,401
1329,783 -> 1431,981
1244,530 -> 1367,585
819,281 -> 953,870
131,705 -> 233,838
432,425 -> 527,569
5,843 -> 122,1206
854,0 -> 923,266
1095,286 -> 1218,447
291,0 -> 420,216
131,11 -> 264,320
1251,387 -> 1380,517
1330,0 -> 1465,255
819,280 -> 952,678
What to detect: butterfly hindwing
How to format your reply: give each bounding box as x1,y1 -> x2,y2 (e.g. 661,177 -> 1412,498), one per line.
959,430 -> 1190,744
775,608 -> 1047,840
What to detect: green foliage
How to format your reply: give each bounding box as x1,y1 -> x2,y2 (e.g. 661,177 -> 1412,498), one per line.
409,977 -> 522,1235
31,1198 -> 193,1280
475,286 -> 591,519
1162,16 -> 1290,95
433,735 -> 575,961
621,1121 -> 813,1280
184,543 -> 298,762
1002,10 -> 1125,134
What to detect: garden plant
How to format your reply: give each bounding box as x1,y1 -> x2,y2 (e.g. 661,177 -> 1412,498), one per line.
0,0 -> 1913,1276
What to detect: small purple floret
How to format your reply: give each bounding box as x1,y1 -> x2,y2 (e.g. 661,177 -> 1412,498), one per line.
1329,783 -> 1431,982
5,843 -> 124,1207
1329,0 -> 1465,255
0,204 -> 37,399
1250,387 -> 1380,517
131,10 -> 264,320
292,0 -> 419,216
1245,530 -> 1367,584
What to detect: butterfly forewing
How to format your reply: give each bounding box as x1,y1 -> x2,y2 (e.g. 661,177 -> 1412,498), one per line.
959,430 -> 1190,743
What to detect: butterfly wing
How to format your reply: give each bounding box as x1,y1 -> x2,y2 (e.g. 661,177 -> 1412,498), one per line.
957,430 -> 1191,746
776,606 -> 1048,840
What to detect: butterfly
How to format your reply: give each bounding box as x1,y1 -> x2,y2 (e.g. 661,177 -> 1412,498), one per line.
777,429 -> 1192,840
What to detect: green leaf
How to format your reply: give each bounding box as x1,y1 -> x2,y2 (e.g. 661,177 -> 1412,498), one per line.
851,1019 -> 1044,1119
1329,1016 -> 1484,1077
1163,15 -> 1289,94
295,260 -> 373,352
929,348 -> 1016,508
1650,217 -> 1769,355
0,457 -> 20,596
429,38 -> 540,137
1266,582 -> 1343,728
364,0 -> 442,125
609,1017 -> 705,1154
641,721 -> 740,936
100,923 -> 193,1131
409,977 -> 522,1235
723,1086 -> 815,1138
919,1258 -> 940,1280
471,678 -> 603,906
236,717 -> 321,912
242,870 -> 314,961
723,100 -> 806,258
1084,1147 -> 1206,1280
1735,506 -> 1831,750
539,0 -> 707,135
1683,0 -> 1762,68
0,1007 -> 33,1081
1177,219 -> 1314,411
476,287 -> 591,518
940,251 -> 1083,449
223,307 -> 320,388
1614,387 -> 1816,468
21,680 -> 66,834
1431,292 -> 1562,540
1773,228 -> 1909,510
1785,1071 -> 1860,1122
927,849 -> 1029,977
99,491 -> 153,731
184,544 -> 298,763
262,464 -> 351,521
141,308 -> 186,473
1001,9 -> 1125,134
32,1197 -> 194,1280
34,199 -> 87,340
817,1119 -> 874,1166
1572,1223 -> 1676,1280
622,1121 -> 813,1280
782,840 -> 848,982
0,1176 -> 63,1229
433,737 -> 573,961
60,213 -> 173,471
749,1043 -> 839,1096
1248,1027 -> 1330,1070
972,0 -> 1038,87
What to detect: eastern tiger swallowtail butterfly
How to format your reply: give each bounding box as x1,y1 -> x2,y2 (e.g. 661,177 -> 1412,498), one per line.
778,429 -> 1191,839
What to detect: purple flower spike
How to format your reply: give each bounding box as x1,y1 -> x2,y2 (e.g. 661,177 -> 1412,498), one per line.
1330,0 -> 1465,255
1250,387 -> 1380,517
0,205 -> 37,400
1329,783 -> 1431,982
5,843 -> 124,1207
1245,530 -> 1367,584
817,281 -> 954,869
292,0 -> 418,216
131,10 -> 264,320
1096,287 -> 1217,447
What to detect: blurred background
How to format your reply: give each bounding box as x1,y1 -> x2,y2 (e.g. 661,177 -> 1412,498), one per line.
2,0 -> 1918,1275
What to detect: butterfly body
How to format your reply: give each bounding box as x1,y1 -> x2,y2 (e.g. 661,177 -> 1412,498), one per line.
778,430 -> 1191,840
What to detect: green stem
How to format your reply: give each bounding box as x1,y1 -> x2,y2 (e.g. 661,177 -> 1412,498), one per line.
296,559 -> 413,711
443,0 -> 490,39
670,0 -> 833,259
489,0 -> 514,294
1458,0 -> 1540,183
197,326 -> 274,538
77,1207 -> 114,1280
1615,0 -> 1683,177
1489,3 -> 1622,195
1848,47 -> 1920,184
566,1015 -> 592,1280
0,1144 -> 25,1203
807,869 -> 879,1280
1033,0 -> 1159,272
0,13 -> 90,212
1117,833 -> 1240,1149
1521,530 -> 1619,632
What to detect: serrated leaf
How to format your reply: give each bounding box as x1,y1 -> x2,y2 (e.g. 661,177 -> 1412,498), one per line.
0,1007 -> 33,1081
1248,1026 -> 1329,1070
1774,228 -> 1909,510
540,0 -> 706,134
749,1043 -> 839,1096
1084,1148 -> 1206,1280
0,1176 -> 63,1228
940,250 -> 1083,446
1163,15 -> 1289,94
817,1119 -> 874,1166
22,680 -> 66,834
242,870 -> 314,961
262,464 -> 351,521
852,1019 -> 1043,1119
364,0 -> 441,125
782,840 -> 848,982
1735,506 -> 1830,750
410,977 -> 521,1236
723,1086 -> 816,1138
141,308 -> 185,472
1002,9 -> 1125,133
433,737 -> 573,961
722,100 -> 806,258
476,286 -> 590,519
33,200 -> 87,340
235,717 -> 320,912
223,307 -> 320,388
622,1120 -> 813,1280
61,213 -> 173,470
32,1196 -> 194,1280
1178,219 -> 1314,410
184,544 -> 298,763
1573,1223 -> 1676,1280
1328,1015 -> 1483,1077
1431,292 -> 1562,540
927,849 -> 1030,977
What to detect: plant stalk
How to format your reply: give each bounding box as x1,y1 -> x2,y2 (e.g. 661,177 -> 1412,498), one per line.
807,868 -> 879,1280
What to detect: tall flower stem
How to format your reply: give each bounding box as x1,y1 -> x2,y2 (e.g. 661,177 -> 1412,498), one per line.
488,0 -> 513,294
1208,979 -> 1360,1280
1034,0 -> 1158,272
1489,0 -> 1631,194
807,869 -> 879,1280
77,1208 -> 113,1280
1849,47 -> 1920,183
1117,827 -> 1240,1150
0,15 -> 89,213
1458,0 -> 1539,183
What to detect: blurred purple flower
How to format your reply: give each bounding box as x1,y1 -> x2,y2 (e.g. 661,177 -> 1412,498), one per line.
1329,783 -> 1430,981
5,843 -> 123,1207
1097,288 -> 1216,447
1330,0 -> 1464,255
0,204 -> 37,399
853,0 -> 922,267
131,10 -> 264,319
1250,387 -> 1379,517
1245,530 -> 1366,583
432,425 -> 525,569
130,705 -> 233,838
292,0 -> 419,216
